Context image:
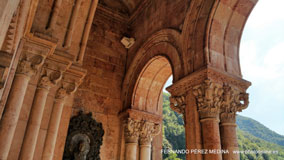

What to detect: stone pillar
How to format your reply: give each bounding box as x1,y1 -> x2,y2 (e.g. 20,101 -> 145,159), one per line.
220,85 -> 249,160
19,70 -> 61,160
139,121 -> 160,160
0,56 -> 43,160
42,80 -> 78,160
124,118 -> 140,160
193,79 -> 224,160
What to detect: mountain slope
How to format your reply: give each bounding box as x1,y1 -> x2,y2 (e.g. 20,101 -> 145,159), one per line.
237,115 -> 284,146
162,92 -> 284,160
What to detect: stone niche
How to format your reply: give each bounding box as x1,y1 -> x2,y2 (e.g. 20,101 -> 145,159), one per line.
63,111 -> 104,160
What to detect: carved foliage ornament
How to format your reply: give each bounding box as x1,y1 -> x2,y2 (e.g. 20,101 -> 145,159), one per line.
63,111 -> 104,160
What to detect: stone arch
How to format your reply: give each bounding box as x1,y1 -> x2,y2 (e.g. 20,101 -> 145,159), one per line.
131,56 -> 171,115
122,29 -> 184,111
181,0 -> 257,76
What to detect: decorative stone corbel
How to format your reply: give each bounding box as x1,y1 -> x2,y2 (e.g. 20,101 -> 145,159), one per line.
169,95 -> 186,115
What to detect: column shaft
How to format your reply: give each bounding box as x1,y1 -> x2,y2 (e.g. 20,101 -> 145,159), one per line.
0,74 -> 30,160
139,144 -> 151,160
200,118 -> 222,160
125,142 -> 138,160
42,99 -> 64,160
19,87 -> 49,160
220,123 -> 239,160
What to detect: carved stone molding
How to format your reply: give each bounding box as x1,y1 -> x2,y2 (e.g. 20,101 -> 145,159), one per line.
169,95 -> 186,115
63,111 -> 104,160
193,79 -> 224,119
119,109 -> 162,124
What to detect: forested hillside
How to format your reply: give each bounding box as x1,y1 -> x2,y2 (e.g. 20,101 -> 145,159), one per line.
237,115 -> 284,146
162,92 -> 284,160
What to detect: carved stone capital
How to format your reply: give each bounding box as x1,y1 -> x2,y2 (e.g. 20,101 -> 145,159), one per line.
16,55 -> 44,77
220,84 -> 249,123
139,121 -> 161,145
166,67 -> 251,96
55,87 -> 68,100
38,70 -> 62,90
193,79 -> 223,119
169,95 -> 186,115
123,118 -> 141,143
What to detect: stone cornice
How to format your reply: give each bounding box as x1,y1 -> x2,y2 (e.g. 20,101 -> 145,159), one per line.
119,109 -> 162,124
166,67 -> 251,96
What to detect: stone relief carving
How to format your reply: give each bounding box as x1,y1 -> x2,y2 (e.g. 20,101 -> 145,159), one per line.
63,111 -> 104,160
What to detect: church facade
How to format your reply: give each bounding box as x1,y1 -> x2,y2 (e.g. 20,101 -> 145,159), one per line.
0,0 -> 257,159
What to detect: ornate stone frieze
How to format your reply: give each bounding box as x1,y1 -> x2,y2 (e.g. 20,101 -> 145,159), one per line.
193,79 -> 224,119
139,121 -> 161,145
169,95 -> 186,115
220,84 -> 249,123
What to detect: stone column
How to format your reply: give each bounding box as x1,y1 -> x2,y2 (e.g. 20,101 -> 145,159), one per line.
220,85 -> 249,160
19,71 -> 61,160
193,79 -> 224,160
139,121 -> 160,160
124,118 -> 140,160
0,56 -> 43,160
42,83 -> 75,160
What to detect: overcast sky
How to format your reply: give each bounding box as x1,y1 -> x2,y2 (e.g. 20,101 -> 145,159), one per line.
239,0 -> 284,135
164,0 -> 284,135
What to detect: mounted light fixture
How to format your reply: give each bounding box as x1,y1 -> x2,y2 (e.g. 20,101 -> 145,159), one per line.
121,37 -> 135,49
